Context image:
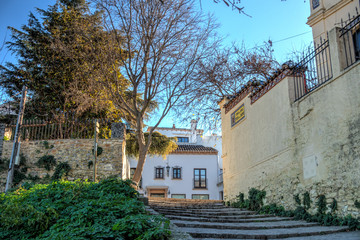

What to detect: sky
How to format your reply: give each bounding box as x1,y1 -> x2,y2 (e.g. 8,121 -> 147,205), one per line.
0,0 -> 313,128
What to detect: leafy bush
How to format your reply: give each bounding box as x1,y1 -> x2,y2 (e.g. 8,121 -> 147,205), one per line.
232,189 -> 360,230
36,155 -> 56,171
0,178 -> 170,239
51,162 -> 71,180
248,188 -> 266,211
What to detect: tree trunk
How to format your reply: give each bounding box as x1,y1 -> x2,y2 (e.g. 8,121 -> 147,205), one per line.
131,119 -> 150,188
132,145 -> 147,188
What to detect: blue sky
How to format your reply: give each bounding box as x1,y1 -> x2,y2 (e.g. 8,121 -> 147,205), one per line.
0,0 -> 313,128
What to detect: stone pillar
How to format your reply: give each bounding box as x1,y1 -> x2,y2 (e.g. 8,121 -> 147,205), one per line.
328,27 -> 352,78
0,123 -> 6,158
111,123 -> 126,140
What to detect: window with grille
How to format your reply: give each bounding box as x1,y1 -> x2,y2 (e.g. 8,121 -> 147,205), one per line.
173,168 -> 181,179
177,137 -> 189,143
155,167 -> 164,179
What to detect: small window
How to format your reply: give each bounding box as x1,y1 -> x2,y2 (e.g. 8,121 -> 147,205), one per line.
353,29 -> 360,60
194,168 -> 206,188
177,137 -> 189,143
171,194 -> 186,199
312,0 -> 319,9
155,167 -> 164,179
192,194 -> 209,200
173,168 -> 182,179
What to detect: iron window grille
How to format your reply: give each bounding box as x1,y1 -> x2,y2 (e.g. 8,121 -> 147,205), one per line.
194,168 -> 207,188
155,167 -> 164,179
339,13 -> 360,69
172,168 -> 182,179
177,137 -> 189,143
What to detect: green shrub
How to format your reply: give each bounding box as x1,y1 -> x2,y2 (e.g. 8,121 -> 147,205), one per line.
36,155 -> 56,171
0,178 -> 170,239
51,162 -> 71,180
355,200 -> 360,209
248,188 -> 266,211
92,146 -> 103,157
231,189 -> 360,231
294,194 -> 301,206
303,192 -> 311,210
316,195 -> 327,215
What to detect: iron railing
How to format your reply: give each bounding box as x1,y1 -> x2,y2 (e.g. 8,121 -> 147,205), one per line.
339,13 -> 360,69
293,37 -> 333,101
5,118 -> 112,141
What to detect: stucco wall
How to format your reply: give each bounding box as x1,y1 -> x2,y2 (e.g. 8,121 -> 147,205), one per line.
130,153 -> 222,200
0,138 -> 127,191
308,0 -> 359,43
221,60 -> 360,217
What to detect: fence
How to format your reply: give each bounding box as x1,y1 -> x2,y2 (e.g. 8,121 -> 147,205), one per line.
293,36 -> 333,101
339,13 -> 360,69
6,118 -> 113,141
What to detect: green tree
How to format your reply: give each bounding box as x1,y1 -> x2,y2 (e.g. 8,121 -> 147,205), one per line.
0,0 -> 127,121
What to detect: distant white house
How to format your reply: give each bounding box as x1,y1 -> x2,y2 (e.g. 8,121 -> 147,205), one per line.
129,120 -> 223,200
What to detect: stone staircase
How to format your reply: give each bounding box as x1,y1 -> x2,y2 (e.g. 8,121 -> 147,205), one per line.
149,198 -> 360,239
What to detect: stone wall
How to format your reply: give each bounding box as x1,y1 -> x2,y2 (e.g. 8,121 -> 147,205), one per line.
220,28 -> 360,217
0,123 -> 128,192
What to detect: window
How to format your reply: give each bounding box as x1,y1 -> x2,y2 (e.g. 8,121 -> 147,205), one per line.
172,168 -> 181,179
194,169 -> 206,188
192,194 -> 209,200
353,29 -> 360,61
171,194 -> 186,199
155,167 -> 164,179
312,0 -> 319,9
177,137 -> 189,143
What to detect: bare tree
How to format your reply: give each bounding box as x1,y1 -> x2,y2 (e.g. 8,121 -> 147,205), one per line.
174,41 -> 279,131
93,0 -> 219,185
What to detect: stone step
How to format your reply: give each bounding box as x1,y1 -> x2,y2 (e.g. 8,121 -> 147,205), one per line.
162,211 -> 276,219
153,209 -> 255,216
151,206 -> 253,214
171,219 -> 319,230
195,231 -> 360,240
149,204 -> 225,209
180,225 -> 349,239
165,215 -> 293,223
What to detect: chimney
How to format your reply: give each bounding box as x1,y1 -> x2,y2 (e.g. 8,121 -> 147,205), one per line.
173,124 -> 175,128
190,119 -> 197,143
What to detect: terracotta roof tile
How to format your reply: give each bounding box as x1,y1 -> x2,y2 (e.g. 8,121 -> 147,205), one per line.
172,144 -> 218,154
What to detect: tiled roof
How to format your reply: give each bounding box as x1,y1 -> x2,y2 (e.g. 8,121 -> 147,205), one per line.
172,144 -> 218,154
222,61 -> 296,113
147,127 -> 204,134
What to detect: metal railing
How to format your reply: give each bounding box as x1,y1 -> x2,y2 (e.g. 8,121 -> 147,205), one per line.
339,13 -> 360,69
293,37 -> 333,101
5,118 -> 112,141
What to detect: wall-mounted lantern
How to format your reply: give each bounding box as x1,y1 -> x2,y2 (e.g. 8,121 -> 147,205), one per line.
166,165 -> 170,177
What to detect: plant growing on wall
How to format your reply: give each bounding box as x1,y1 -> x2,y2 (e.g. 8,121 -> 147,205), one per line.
36,155 -> 56,171
303,192 -> 311,210
52,162 -> 71,180
92,146 -> 103,157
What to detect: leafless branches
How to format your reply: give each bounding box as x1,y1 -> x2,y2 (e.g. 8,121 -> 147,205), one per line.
92,0 -> 220,184
173,41 -> 279,131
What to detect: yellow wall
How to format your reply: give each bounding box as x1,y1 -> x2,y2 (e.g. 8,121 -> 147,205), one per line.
220,25 -> 360,216
308,0 -> 359,43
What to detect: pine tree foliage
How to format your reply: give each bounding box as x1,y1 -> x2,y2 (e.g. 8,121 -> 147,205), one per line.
0,0 -> 127,120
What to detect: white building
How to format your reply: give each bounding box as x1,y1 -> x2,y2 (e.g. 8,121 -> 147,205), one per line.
129,120 -> 223,200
